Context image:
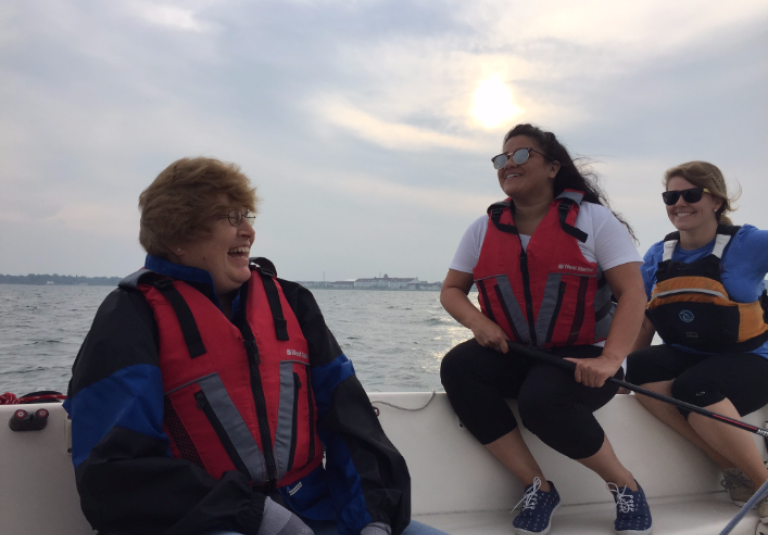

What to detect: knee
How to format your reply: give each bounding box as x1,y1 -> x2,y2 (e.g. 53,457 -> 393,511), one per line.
517,393 -> 554,431
440,346 -> 472,389
671,377 -> 722,415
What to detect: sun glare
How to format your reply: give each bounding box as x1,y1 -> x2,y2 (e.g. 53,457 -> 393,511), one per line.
471,78 -> 520,129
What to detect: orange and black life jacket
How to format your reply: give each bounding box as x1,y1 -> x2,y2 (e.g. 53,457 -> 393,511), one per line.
646,225 -> 768,353
473,190 -> 615,348
133,265 -> 323,490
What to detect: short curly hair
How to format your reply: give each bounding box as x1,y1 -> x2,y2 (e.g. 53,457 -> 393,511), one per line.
138,157 -> 258,259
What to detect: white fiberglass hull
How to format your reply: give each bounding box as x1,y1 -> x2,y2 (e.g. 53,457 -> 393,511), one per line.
1,393 -> 766,534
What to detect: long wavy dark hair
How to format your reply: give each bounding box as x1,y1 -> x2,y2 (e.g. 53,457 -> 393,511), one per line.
503,123 -> 635,240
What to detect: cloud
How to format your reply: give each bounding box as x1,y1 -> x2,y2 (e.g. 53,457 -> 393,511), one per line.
313,97 -> 485,151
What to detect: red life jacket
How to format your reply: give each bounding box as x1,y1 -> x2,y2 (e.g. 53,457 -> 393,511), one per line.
473,190 -> 615,348
136,266 -> 322,489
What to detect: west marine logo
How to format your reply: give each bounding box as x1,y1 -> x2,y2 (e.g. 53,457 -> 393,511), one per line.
286,349 -> 309,359
557,264 -> 595,274
679,310 -> 695,323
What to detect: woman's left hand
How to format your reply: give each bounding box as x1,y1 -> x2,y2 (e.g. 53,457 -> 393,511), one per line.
563,356 -> 621,388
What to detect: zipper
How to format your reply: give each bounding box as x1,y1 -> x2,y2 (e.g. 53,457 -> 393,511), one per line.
545,281 -> 567,344
519,250 -> 538,345
234,303 -> 278,485
477,280 -> 498,324
287,373 -> 300,472
194,390 -> 250,478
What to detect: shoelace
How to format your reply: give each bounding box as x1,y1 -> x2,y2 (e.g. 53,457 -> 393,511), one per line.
608,483 -> 635,514
513,477 -> 542,513
721,470 -> 751,491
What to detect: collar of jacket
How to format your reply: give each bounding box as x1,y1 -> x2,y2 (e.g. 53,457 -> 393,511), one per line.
143,254 -> 243,317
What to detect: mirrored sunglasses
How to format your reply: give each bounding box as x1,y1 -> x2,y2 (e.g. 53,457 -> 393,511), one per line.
661,187 -> 711,206
491,148 -> 543,170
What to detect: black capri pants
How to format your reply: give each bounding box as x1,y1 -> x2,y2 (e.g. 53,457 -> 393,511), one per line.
440,339 -> 623,460
627,345 -> 768,418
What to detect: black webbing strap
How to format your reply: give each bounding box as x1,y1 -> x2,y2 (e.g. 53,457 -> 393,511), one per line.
489,203 -> 519,235
257,272 -> 289,341
152,279 -> 207,358
557,201 -> 588,243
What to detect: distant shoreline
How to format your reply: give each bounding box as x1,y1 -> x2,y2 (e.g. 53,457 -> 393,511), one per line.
0,274 -> 121,286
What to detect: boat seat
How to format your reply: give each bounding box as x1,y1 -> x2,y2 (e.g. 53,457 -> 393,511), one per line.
368,392 -> 768,535
2,394 -> 767,534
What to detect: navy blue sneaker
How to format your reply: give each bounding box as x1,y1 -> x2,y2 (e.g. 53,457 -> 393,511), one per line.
512,477 -> 561,535
608,481 -> 653,535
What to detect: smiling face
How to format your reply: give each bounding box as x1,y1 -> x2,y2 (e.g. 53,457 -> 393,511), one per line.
497,135 -> 560,203
665,175 -> 722,233
177,205 -> 255,298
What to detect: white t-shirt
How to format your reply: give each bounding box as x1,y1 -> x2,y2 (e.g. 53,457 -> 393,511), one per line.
450,202 -> 642,274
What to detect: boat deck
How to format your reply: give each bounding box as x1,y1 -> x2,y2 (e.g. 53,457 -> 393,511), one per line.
2,392 -> 767,534
416,494 -> 760,534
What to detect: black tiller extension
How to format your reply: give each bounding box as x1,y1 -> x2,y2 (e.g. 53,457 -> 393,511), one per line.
508,342 -> 768,439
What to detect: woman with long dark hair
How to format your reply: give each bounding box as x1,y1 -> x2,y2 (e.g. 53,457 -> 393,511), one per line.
440,124 -> 651,535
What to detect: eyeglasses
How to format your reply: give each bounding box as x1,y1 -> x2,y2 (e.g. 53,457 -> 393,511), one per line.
661,188 -> 711,206
491,148 -> 548,170
217,209 -> 256,227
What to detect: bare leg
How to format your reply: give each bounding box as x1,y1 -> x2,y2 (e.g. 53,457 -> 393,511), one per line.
576,435 -> 638,491
485,428 -> 551,491
689,399 -> 768,488
635,380 -> 733,468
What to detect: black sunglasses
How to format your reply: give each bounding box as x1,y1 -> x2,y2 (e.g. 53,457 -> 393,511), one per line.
661,187 -> 711,206
491,147 -> 547,170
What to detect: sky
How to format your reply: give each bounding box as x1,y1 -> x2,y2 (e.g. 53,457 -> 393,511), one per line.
1,0 -> 766,283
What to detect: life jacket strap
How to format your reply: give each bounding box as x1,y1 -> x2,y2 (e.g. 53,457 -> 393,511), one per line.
661,225 -> 740,262
557,200 -> 588,243
489,202 -> 519,235
151,278 -> 208,358
254,267 -> 290,342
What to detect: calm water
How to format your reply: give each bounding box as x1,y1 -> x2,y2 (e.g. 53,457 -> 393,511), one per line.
0,284 -> 472,395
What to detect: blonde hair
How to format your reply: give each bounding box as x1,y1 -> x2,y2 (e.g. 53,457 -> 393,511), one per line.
663,161 -> 739,225
139,157 -> 258,259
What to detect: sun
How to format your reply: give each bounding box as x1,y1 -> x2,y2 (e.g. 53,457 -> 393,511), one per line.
471,78 -> 520,129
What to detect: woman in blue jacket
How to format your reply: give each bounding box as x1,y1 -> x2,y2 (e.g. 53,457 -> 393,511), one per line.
65,157 -> 447,535
627,161 -> 768,521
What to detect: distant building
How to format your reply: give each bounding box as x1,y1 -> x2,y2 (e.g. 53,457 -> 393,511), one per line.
406,280 -> 442,291
354,274 -> 418,290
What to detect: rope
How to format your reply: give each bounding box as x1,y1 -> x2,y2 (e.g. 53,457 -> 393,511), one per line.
719,477 -> 768,535
0,392 -> 19,405
371,391 -> 437,412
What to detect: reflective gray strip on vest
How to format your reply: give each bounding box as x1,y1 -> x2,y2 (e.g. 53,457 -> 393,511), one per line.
593,273 -> 615,340
594,303 -> 615,340
712,233 -> 731,259
556,190 -> 584,204
274,361 -> 297,480
535,273 -> 563,345
197,374 -> 266,483
663,233 -> 732,262
653,288 -> 727,299
495,275 -> 531,344
662,239 -> 677,262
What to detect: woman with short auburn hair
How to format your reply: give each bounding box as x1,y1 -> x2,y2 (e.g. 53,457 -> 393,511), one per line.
627,161 -> 768,521
138,157 -> 258,259
65,157 -> 446,535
